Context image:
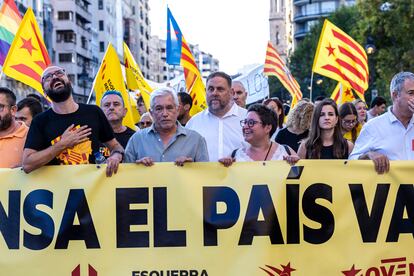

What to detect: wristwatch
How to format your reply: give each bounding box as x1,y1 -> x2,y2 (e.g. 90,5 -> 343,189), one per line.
110,150 -> 124,160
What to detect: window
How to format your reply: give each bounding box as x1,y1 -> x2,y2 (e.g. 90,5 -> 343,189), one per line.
59,53 -> 74,63
99,20 -> 104,31
321,1 -> 336,13
100,41 -> 105,52
98,0 -> 103,10
132,6 -> 135,15
58,11 -> 72,20
56,31 -> 76,43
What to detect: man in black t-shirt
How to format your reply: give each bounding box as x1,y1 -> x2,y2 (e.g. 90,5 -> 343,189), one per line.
99,90 -> 135,156
22,66 -> 124,177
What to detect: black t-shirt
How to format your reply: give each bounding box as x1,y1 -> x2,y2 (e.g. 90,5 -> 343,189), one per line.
99,127 -> 135,157
275,127 -> 309,152
25,103 -> 114,165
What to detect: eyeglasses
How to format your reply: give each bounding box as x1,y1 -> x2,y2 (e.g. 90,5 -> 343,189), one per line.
240,119 -> 263,128
342,119 -> 357,125
138,121 -> 152,128
0,103 -> 11,112
42,69 -> 66,83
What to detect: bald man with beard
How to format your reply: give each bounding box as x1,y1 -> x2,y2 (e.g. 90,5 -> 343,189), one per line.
22,65 -> 124,176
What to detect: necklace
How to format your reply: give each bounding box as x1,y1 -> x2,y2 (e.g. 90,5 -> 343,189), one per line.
264,142 -> 273,161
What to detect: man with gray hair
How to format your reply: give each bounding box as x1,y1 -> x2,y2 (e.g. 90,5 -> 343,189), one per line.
232,80 -> 248,108
349,71 -> 414,174
124,87 -> 209,166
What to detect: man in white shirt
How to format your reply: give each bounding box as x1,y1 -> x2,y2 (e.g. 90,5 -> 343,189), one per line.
349,71 -> 414,174
186,71 -> 247,161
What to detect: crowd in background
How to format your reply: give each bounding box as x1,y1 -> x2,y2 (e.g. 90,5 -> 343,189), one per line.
1,65 -> 413,176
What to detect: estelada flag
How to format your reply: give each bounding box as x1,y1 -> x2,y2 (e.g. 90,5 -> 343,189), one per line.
123,42 -> 152,110
166,7 -> 207,116
0,0 -> 22,66
2,7 -> 50,97
264,41 -> 302,102
313,20 -> 369,99
93,43 -> 137,130
330,82 -> 355,105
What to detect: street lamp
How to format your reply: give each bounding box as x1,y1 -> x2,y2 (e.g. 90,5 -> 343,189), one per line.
365,36 -> 377,101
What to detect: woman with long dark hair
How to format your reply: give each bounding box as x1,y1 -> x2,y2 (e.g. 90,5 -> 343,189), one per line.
298,99 -> 353,159
263,97 -> 285,139
339,102 -> 361,143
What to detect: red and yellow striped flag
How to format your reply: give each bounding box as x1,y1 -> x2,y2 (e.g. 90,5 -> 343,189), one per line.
313,19 -> 369,99
180,37 -> 206,116
2,7 -> 50,96
264,41 -> 302,102
330,82 -> 355,105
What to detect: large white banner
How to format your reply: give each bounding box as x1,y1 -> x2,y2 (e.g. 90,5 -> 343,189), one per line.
235,65 -> 269,105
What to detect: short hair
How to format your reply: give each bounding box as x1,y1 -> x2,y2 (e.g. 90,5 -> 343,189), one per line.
370,96 -> 386,108
390,71 -> 414,96
0,87 -> 16,106
137,95 -> 144,104
17,98 -> 43,117
101,90 -> 124,106
150,87 -> 179,109
177,92 -> 193,109
26,93 -> 42,102
232,80 -> 246,91
247,104 -> 278,137
206,71 -> 232,88
314,96 -> 325,102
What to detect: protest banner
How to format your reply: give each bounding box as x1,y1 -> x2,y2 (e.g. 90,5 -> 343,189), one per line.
0,161 -> 413,275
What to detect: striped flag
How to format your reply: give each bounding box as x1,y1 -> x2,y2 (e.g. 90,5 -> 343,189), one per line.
264,41 -> 302,102
166,7 -> 207,116
330,82 -> 355,105
0,0 -> 21,66
2,8 -> 50,96
313,19 -> 369,99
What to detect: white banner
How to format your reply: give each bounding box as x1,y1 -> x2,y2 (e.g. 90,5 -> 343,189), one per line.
235,65 -> 269,105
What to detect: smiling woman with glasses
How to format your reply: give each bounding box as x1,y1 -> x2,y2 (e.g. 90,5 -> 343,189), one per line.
219,104 -> 299,167
339,102 -> 362,143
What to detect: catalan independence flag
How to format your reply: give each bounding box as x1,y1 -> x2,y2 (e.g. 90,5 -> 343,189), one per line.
264,41 -> 302,102
166,7 -> 207,116
0,0 -> 22,66
313,20 -> 369,100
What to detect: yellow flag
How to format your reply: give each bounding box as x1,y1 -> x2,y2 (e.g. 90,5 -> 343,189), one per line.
312,20 -> 369,96
123,42 -> 152,110
2,7 -> 50,97
93,43 -> 137,130
330,82 -> 355,105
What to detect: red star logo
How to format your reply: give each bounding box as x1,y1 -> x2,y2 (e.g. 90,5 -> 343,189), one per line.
344,89 -> 352,96
280,263 -> 296,275
260,263 -> 296,276
325,43 -> 335,56
342,264 -> 361,276
20,37 -> 37,56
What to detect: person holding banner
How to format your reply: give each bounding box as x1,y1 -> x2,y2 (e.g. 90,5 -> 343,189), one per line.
349,72 -> 414,174
186,71 -> 247,161
124,88 -> 208,166
298,99 -> 353,159
219,104 -> 299,166
22,66 -> 124,177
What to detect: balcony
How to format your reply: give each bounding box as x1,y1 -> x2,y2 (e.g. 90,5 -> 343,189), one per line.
294,12 -> 330,23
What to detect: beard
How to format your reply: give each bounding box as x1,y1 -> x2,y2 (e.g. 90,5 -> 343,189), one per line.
45,80 -> 73,103
0,112 -> 12,131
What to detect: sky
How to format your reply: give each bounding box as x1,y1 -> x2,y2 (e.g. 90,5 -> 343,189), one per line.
148,0 -> 270,75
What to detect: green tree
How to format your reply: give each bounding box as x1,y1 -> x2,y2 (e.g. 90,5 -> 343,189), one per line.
356,0 -> 414,103
289,6 -> 362,100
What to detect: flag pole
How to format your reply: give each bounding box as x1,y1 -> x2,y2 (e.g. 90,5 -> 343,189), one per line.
309,71 -> 314,102
86,74 -> 98,104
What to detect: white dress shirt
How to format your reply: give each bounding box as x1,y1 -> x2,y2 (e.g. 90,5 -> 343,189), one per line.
186,103 -> 247,161
349,110 -> 414,160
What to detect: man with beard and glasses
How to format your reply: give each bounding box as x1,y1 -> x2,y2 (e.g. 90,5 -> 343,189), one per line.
186,71 -> 247,161
22,66 -> 124,177
0,87 -> 29,168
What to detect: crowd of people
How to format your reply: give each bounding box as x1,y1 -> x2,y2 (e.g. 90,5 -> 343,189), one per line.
1,65 -> 413,176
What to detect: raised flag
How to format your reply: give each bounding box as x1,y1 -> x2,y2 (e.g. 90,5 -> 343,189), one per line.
166,7 -> 207,116
264,41 -> 302,103
0,0 -> 21,66
2,7 -> 50,96
330,82 -> 355,105
312,19 -> 369,98
123,42 -> 152,109
93,43 -> 137,130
